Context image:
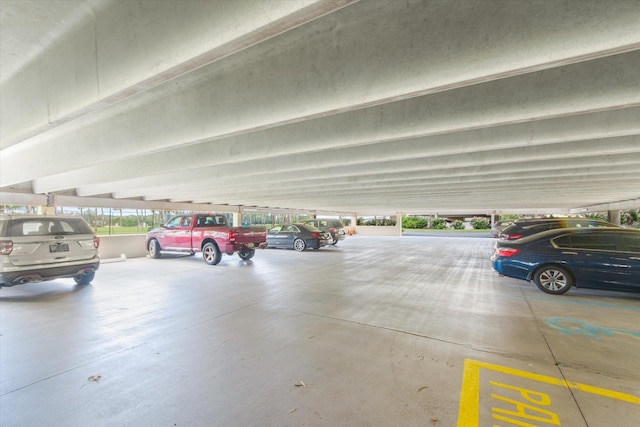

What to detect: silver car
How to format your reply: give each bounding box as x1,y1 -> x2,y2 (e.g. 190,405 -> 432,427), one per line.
301,219 -> 346,245
0,215 -> 100,287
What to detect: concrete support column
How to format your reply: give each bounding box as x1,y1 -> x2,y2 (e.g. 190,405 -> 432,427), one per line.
232,212 -> 241,227
396,214 -> 403,236
349,215 -> 358,235
608,210 -> 621,225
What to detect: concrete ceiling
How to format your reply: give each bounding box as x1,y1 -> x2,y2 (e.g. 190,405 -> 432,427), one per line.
1,0 -> 639,216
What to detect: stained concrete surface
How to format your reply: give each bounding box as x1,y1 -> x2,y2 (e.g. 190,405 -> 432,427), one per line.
1,235 -> 638,426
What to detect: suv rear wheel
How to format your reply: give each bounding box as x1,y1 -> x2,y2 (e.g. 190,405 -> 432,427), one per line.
74,270 -> 95,285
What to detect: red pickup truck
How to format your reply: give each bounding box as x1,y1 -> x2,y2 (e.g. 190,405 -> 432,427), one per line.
146,214 -> 267,265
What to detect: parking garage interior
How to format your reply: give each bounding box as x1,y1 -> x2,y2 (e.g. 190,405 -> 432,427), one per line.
1,1 -> 639,426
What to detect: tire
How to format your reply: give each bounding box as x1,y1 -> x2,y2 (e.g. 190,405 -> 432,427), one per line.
74,270 -> 95,285
202,242 -> 222,265
238,248 -> 255,260
533,265 -> 573,294
293,238 -> 306,252
148,239 -> 162,259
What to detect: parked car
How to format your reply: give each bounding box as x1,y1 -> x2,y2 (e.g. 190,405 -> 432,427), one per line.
491,227 -> 640,295
266,223 -> 332,251
146,213 -> 267,265
0,215 -> 100,287
491,220 -> 511,238
301,219 -> 346,245
499,217 -> 617,240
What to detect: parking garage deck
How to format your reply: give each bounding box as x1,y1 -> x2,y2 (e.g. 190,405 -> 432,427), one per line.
1,235 -> 638,426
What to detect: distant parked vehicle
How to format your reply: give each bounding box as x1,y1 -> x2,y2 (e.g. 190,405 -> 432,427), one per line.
491,220 -> 511,238
146,214 -> 267,265
301,219 -> 346,245
267,223 -> 332,251
499,217 -> 617,241
0,215 -> 100,287
492,227 -> 640,295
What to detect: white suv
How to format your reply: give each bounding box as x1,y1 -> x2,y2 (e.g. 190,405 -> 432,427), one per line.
0,215 -> 100,287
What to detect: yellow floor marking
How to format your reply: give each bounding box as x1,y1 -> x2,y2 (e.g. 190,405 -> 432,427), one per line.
458,359 -> 640,426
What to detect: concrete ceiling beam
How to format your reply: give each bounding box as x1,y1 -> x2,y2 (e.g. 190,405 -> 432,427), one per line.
3,8 -> 639,187
77,134 -> 640,198
1,0 -> 356,147
29,107 -> 640,194
140,166 -> 640,202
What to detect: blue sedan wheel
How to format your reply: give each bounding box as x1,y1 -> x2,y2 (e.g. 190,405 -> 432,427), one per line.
534,265 -> 573,295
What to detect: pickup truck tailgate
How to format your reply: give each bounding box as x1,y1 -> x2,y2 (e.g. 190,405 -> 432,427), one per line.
231,227 -> 267,245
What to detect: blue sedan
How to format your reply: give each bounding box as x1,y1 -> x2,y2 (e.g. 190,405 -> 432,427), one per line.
491,227 -> 640,294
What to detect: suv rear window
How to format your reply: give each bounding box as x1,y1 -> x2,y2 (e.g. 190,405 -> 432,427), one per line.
5,218 -> 94,237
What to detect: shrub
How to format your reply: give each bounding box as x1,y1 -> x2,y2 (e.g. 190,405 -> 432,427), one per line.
431,217 -> 448,229
470,217 -> 490,229
402,216 -> 428,229
585,212 -> 608,221
621,209 -> 639,226
452,219 -> 465,230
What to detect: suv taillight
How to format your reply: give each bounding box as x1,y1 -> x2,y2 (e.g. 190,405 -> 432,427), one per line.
496,247 -> 520,257
0,240 -> 14,255
93,236 -> 100,249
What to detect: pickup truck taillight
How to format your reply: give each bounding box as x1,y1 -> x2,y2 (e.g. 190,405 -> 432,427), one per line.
0,240 -> 13,255
229,230 -> 236,242
93,236 -> 100,249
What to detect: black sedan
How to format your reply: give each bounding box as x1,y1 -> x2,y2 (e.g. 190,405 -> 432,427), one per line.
266,223 -> 332,251
498,217 -> 617,240
492,227 -> 640,295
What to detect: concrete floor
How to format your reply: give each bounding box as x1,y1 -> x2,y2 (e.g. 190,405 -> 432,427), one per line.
1,235 -> 638,426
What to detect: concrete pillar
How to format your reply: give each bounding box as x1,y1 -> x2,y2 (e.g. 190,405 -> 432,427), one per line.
396,214 -> 403,236
608,210 -> 621,225
232,212 -> 240,227
349,215 -> 358,235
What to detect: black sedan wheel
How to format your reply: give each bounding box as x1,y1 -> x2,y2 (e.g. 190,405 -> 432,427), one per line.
238,248 -> 255,260
203,242 -> 222,265
293,238 -> 306,252
533,265 -> 573,294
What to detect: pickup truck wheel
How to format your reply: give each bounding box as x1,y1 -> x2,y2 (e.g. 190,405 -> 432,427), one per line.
148,239 -> 162,259
293,238 -> 306,252
203,242 -> 222,265
238,248 -> 255,260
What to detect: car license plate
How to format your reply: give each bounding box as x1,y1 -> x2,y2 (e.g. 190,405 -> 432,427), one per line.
50,244 -> 69,253
247,243 -> 254,248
